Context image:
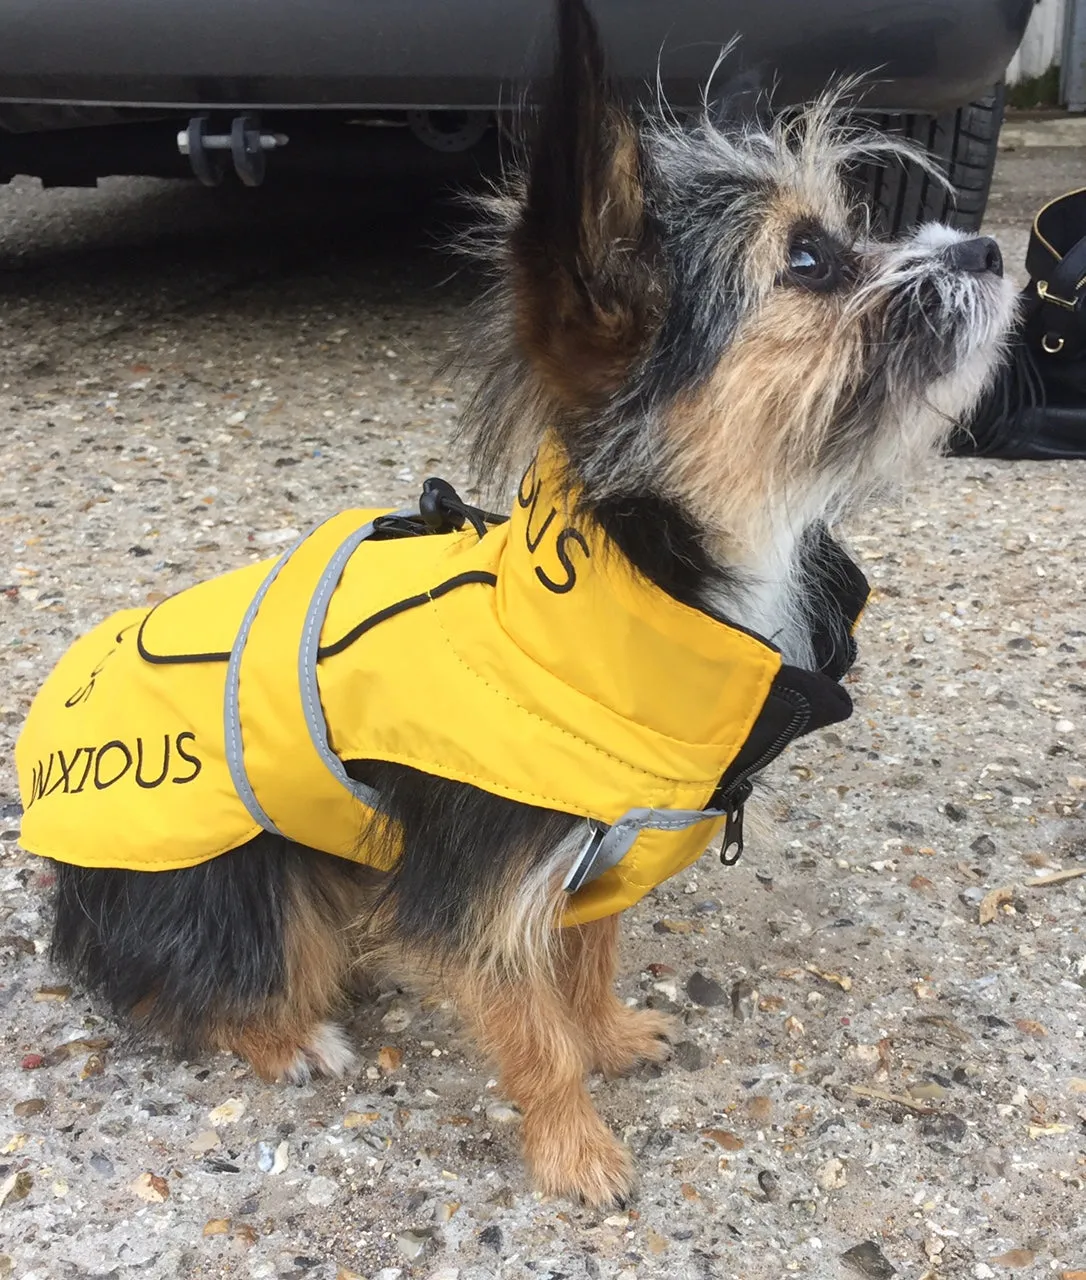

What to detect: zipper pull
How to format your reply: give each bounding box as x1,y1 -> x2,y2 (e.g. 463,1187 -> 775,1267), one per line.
720,779 -> 753,866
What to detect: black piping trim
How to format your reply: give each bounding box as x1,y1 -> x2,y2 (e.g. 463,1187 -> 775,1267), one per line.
705,610 -> 782,653
776,661 -> 854,734
317,571 -> 497,659
709,662 -> 853,804
137,603 -> 232,665
135,570 -> 498,666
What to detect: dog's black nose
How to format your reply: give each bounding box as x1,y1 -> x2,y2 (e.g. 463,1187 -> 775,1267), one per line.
944,236 -> 1003,277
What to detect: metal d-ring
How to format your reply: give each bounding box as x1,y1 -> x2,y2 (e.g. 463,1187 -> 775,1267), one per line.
1041,333 -> 1066,354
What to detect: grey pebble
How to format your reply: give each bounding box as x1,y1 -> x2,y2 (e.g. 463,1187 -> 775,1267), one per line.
88,1152 -> 114,1176
731,977 -> 756,1017
396,1229 -> 433,1262
886,818 -> 924,838
670,1040 -> 709,1071
305,1175 -> 339,1207
971,834 -> 997,857
971,1150 -> 1008,1179
840,1241 -> 896,1278
921,1112 -> 968,1144
478,1225 -> 503,1252
980,1013 -> 1011,1029
685,971 -> 727,1007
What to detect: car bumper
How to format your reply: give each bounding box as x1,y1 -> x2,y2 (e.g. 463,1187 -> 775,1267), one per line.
0,0 -> 1034,119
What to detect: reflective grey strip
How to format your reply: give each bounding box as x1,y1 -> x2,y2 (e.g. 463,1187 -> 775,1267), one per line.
562,806 -> 727,892
297,510 -> 417,812
224,525 -> 326,837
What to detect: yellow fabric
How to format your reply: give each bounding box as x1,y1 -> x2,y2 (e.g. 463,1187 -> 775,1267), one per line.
16,441 -> 783,924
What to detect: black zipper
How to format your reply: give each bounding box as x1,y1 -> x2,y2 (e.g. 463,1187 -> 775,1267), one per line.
720,778 -> 753,865
717,699 -> 810,866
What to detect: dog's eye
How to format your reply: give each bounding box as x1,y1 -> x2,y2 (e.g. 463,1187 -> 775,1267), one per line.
785,240 -> 837,290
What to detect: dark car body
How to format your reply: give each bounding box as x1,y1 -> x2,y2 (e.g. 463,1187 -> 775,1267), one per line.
0,0 -> 1035,187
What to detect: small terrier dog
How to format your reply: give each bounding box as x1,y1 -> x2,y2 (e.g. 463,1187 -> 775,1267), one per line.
38,0 -> 1014,1205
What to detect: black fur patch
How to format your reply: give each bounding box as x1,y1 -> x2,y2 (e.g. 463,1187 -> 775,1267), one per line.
50,839 -> 363,1047
590,489 -> 734,611
350,760 -> 579,951
633,174 -> 762,404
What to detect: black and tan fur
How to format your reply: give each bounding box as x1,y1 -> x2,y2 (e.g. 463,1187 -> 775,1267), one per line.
50,0 -> 1014,1205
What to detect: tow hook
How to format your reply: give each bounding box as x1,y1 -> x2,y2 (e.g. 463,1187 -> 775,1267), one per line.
177,115 -> 288,187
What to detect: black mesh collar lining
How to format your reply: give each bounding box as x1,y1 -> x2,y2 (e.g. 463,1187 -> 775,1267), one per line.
710,528 -> 868,804
804,524 -> 869,682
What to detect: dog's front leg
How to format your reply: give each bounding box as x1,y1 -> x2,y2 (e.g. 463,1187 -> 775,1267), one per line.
558,915 -> 677,1078
452,965 -> 635,1206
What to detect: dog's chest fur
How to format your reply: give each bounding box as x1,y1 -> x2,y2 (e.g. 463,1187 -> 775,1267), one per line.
700,522 -> 822,671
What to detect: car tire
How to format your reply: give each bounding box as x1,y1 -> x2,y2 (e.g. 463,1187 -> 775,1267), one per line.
854,85 -> 1005,236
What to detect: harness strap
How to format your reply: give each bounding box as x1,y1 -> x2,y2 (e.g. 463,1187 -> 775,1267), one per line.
223,523 -> 313,840
297,514 -> 404,814
563,804 -> 729,892
225,491 -> 500,854
227,510 -> 396,859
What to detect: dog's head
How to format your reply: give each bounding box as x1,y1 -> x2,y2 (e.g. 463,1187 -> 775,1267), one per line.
465,0 -> 1016,555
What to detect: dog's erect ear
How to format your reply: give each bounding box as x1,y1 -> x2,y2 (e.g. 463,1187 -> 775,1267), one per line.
512,0 -> 659,409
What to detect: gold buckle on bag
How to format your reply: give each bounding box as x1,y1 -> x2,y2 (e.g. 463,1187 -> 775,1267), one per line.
1037,278 -> 1084,310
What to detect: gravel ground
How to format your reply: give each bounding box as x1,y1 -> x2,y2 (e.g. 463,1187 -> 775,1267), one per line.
1,118 -> 1084,1280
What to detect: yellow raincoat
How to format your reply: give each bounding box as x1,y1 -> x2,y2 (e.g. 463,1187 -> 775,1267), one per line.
16,440 -> 865,924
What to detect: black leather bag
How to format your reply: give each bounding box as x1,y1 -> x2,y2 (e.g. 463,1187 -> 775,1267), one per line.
949,187 -> 1086,459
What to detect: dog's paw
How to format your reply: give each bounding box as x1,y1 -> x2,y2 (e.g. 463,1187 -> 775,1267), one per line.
280,1022 -> 358,1084
592,1006 -> 678,1078
528,1115 -> 636,1208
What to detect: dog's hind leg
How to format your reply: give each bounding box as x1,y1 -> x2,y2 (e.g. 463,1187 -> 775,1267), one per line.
208,855 -> 367,1083
50,839 -> 367,1084
557,915 -> 676,1078
451,963 -> 635,1206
